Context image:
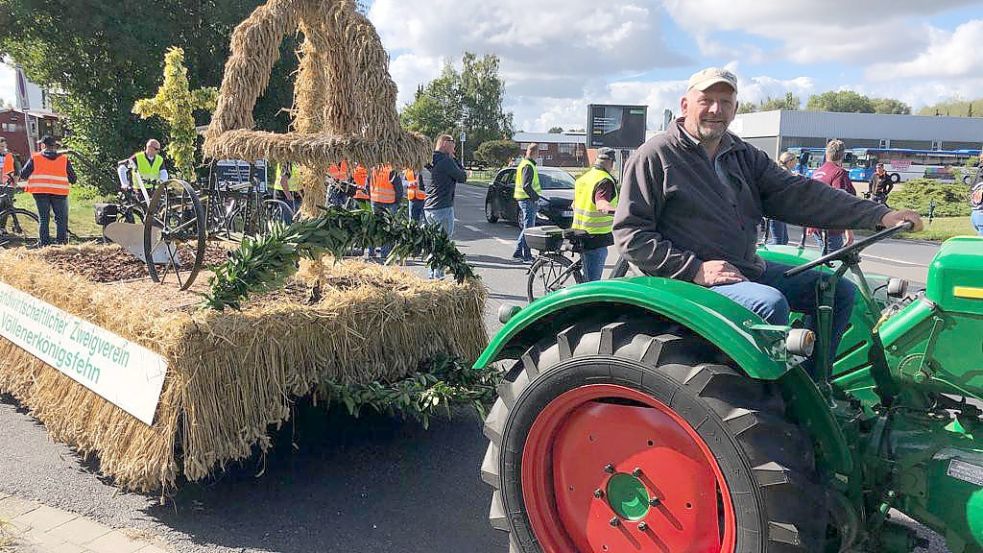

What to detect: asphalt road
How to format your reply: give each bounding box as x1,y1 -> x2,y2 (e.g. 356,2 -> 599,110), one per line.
0,182 -> 948,553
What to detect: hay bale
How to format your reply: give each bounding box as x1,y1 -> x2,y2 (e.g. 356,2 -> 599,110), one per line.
202,0 -> 431,217
0,246 -> 486,491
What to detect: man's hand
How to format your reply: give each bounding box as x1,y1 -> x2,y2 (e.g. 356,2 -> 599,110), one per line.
693,260 -> 747,286
881,209 -> 923,232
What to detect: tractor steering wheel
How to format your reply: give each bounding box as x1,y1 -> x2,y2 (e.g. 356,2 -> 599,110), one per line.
783,221 -> 914,278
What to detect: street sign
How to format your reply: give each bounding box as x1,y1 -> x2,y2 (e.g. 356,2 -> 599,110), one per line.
460,131 -> 467,144
587,104 -> 648,148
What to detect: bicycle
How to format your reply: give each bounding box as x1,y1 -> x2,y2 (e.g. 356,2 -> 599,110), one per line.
523,226 -> 632,302
0,182 -> 40,248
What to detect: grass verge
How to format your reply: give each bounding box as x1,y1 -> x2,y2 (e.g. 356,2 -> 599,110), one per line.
898,216 -> 976,241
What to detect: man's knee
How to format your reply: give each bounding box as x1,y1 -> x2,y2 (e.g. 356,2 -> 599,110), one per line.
755,287 -> 790,325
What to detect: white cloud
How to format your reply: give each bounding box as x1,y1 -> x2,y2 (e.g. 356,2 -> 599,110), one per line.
866,20 -> 983,80
388,53 -> 444,107
508,72 -> 816,132
369,0 -> 687,98
661,0 -> 977,64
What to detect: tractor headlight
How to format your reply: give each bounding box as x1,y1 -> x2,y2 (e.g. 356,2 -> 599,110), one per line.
887,278 -> 908,298
786,329 -> 815,357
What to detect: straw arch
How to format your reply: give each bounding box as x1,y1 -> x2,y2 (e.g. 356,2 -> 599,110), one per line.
202,0 -> 431,209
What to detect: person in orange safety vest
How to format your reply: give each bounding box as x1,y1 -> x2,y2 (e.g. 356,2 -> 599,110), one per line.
19,135 -> 77,246
404,168 -> 427,223
366,165 -> 403,260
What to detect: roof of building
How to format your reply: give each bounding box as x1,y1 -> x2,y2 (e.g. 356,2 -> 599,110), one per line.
732,110 -> 983,142
0,107 -> 62,119
513,132 -> 586,144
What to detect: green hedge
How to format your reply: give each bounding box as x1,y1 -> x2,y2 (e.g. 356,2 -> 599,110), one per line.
890,178 -> 972,217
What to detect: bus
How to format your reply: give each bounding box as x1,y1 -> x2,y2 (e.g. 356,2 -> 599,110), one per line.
847,148 -> 980,184
784,147 -> 827,177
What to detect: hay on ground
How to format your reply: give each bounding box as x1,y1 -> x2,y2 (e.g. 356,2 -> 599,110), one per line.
0,245 -> 486,491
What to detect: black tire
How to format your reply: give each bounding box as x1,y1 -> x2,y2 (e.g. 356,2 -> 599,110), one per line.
0,208 -> 40,248
889,173 -> 901,184
481,318 -> 827,552
526,253 -> 583,302
486,198 -> 499,223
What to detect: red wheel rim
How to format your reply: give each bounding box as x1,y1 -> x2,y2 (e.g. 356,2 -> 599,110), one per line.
521,384 -> 737,553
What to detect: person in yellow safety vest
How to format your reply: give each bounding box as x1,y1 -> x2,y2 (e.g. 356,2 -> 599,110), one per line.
366,165 -> 403,260
404,168 -> 426,223
117,139 -> 169,191
19,135 -> 77,247
572,147 -> 620,281
1,137 -> 18,185
274,161 -> 303,223
512,142 -> 542,262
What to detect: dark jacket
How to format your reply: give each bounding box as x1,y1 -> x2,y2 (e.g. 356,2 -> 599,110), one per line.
19,150 -> 78,184
424,150 -> 467,210
613,119 -> 891,282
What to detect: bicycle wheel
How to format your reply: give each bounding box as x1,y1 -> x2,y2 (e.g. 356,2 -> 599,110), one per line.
144,179 -> 206,290
0,208 -> 40,248
261,199 -> 294,230
526,253 -> 583,303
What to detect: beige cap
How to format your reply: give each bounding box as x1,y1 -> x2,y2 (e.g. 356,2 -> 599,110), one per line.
687,67 -> 738,92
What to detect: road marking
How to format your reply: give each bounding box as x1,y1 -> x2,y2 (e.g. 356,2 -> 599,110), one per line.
862,254 -> 924,267
463,224 -> 513,245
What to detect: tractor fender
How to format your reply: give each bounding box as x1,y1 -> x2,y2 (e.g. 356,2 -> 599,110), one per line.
475,277 -> 855,474
476,277 -> 789,378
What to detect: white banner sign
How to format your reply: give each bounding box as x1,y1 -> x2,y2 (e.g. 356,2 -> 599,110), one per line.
0,283 -> 167,425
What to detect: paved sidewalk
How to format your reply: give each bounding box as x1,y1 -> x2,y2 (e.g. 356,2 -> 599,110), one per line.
0,493 -> 168,553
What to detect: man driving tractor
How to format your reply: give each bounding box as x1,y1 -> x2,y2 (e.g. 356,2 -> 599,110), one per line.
613,67 -> 923,375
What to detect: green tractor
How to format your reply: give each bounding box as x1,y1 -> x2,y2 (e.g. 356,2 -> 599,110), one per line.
477,225 -> 982,553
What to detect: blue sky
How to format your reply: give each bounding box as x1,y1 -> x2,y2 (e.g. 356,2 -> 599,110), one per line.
3,0 -> 981,133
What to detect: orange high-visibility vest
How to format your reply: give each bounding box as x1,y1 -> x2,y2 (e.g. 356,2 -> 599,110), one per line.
2,153 -> 15,179
328,160 -> 349,180
405,169 -> 426,201
26,153 -> 70,196
352,165 -> 370,200
369,166 -> 396,204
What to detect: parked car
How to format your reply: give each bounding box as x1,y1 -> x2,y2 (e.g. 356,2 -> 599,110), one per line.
484,166 -> 575,228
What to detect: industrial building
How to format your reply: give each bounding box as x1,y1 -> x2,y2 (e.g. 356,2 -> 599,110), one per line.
731,110 -> 983,160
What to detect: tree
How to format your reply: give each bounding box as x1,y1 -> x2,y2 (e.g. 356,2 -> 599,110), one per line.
738,92 -> 800,113
475,139 -> 519,167
806,90 -> 875,113
870,97 -> 911,115
401,52 -> 513,161
548,126 -> 564,133
133,48 -> 218,179
917,98 -> 983,117
0,0 -> 298,191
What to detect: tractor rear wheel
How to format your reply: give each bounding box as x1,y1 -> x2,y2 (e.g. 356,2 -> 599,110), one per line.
481,318 -> 827,552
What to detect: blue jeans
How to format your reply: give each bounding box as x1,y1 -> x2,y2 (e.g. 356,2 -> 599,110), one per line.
369,201 -> 399,258
424,206 -> 455,279
711,261 -> 856,378
581,247 -> 608,282
812,231 -> 845,254
514,198 -> 537,259
33,193 -> 69,246
409,200 -> 425,224
972,210 -> 983,236
766,220 -> 789,245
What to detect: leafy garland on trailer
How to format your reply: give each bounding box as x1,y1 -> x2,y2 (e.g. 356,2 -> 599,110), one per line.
203,205 -> 478,311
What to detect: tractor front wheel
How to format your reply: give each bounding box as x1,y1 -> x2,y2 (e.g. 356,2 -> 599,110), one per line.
481,318 -> 827,553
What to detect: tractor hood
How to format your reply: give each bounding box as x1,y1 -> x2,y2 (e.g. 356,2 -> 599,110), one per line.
926,237 -> 983,314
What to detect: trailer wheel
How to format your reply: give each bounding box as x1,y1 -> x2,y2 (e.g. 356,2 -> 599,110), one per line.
481,318 -> 827,552
889,173 -> 901,183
